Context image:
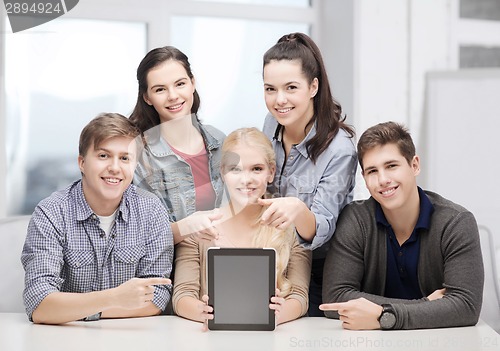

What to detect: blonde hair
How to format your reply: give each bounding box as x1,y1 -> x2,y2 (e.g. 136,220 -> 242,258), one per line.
222,127 -> 294,296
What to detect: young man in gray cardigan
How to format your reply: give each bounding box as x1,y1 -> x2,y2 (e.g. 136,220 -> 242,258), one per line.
320,121 -> 483,330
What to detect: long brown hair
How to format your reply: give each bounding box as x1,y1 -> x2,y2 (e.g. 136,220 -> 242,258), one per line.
263,32 -> 354,163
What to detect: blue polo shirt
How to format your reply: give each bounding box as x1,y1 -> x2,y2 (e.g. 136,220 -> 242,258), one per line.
376,187 -> 434,300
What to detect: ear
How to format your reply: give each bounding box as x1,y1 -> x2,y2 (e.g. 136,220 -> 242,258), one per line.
310,77 -> 319,98
411,155 -> 421,176
78,155 -> 85,174
268,165 -> 276,183
143,93 -> 152,106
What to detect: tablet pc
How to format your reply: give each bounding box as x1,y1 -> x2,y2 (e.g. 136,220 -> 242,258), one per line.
207,247 -> 276,331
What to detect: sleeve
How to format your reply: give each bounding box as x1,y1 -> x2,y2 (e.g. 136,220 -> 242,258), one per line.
300,147 -> 358,250
20,206 -> 65,321
138,202 -> 174,311
172,237 -> 203,314
390,211 -> 484,330
285,238 -> 312,316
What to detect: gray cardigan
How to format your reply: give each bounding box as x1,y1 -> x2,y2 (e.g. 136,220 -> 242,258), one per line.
322,190 -> 484,330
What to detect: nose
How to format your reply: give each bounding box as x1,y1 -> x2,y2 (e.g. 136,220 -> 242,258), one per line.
377,170 -> 391,186
107,157 -> 120,173
239,170 -> 255,185
167,87 -> 179,101
276,90 -> 287,105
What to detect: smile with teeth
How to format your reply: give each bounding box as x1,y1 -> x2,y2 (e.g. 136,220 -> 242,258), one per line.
276,107 -> 293,114
167,102 -> 184,111
103,177 -> 121,184
380,187 -> 397,196
237,187 -> 257,194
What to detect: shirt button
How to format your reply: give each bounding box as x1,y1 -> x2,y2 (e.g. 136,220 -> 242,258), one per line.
290,155 -> 294,160
398,252 -> 403,257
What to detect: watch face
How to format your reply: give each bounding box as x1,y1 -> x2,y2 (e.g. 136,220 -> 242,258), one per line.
380,312 -> 396,329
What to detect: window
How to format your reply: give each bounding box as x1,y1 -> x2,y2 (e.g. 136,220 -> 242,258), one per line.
460,0 -> 500,21
170,16 -> 309,134
457,0 -> 500,68
4,18 -> 146,215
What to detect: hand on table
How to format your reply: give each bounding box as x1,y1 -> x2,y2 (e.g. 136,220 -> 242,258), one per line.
319,297 -> 383,330
112,277 -> 171,310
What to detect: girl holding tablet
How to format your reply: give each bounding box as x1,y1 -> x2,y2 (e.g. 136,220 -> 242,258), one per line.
173,128 -> 311,326
260,32 -> 357,316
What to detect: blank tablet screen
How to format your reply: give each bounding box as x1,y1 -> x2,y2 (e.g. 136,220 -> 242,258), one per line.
207,248 -> 276,331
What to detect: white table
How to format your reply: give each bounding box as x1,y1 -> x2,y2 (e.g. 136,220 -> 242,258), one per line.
0,313 -> 498,351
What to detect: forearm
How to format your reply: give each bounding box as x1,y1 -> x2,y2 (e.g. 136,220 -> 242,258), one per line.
391,295 -> 480,330
102,303 -> 161,319
294,204 -> 316,242
175,296 -> 205,323
277,298 -> 304,325
32,290 -> 116,324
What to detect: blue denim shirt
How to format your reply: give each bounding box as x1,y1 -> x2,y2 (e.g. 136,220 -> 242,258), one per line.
262,114 -> 357,258
134,116 -> 225,222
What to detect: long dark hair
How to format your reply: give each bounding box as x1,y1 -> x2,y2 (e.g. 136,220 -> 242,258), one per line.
130,46 -> 200,133
263,32 -> 354,163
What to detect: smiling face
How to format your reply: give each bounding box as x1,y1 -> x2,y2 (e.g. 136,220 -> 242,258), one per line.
263,59 -> 318,131
78,136 -> 137,216
222,142 -> 275,210
362,143 -> 420,214
143,60 -> 196,123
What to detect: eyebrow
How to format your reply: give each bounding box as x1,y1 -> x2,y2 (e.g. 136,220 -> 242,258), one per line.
363,159 -> 400,172
95,148 -> 132,156
150,77 -> 188,90
264,80 -> 301,87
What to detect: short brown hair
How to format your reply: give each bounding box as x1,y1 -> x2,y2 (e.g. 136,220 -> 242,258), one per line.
357,121 -> 416,171
79,113 -> 141,156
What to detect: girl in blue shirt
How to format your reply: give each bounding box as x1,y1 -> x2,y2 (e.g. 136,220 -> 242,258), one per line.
260,32 -> 357,316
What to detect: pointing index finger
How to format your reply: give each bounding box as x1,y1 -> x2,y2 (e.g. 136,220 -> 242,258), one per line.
319,303 -> 342,311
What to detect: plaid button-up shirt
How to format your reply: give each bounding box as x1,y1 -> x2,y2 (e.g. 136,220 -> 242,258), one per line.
21,180 -> 174,320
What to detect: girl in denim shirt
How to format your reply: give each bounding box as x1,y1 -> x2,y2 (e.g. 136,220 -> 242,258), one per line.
130,46 -> 225,244
260,33 -> 357,316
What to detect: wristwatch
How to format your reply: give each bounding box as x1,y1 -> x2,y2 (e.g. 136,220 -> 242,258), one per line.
83,312 -> 102,322
378,304 -> 396,330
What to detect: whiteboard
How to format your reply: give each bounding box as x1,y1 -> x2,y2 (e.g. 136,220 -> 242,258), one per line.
422,69 -> 500,259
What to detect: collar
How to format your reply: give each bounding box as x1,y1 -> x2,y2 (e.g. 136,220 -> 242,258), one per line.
376,187 -> 435,231
143,114 -> 221,157
272,121 -> 317,159
75,180 -> 129,223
